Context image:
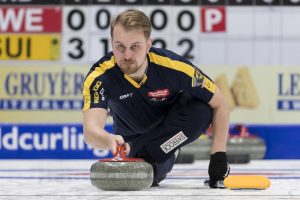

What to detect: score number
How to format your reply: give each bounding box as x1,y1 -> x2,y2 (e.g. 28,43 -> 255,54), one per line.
63,7 -> 200,63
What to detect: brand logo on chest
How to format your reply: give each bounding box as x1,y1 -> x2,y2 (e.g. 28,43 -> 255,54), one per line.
119,93 -> 133,100
148,89 -> 169,101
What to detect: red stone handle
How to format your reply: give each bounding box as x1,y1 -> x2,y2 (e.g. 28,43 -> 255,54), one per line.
99,145 -> 145,162
113,145 -> 127,160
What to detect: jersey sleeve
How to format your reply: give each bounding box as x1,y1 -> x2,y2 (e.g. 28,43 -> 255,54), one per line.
82,73 -> 108,111
181,66 -> 216,103
148,47 -> 216,103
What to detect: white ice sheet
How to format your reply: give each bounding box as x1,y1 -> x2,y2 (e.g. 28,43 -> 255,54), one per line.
0,160 -> 299,200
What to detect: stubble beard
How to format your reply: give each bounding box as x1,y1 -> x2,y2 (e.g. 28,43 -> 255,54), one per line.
119,55 -> 147,75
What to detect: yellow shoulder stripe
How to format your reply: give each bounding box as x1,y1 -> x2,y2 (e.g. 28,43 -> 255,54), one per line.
203,76 -> 216,93
149,52 -> 216,94
148,52 -> 195,77
82,56 -> 115,111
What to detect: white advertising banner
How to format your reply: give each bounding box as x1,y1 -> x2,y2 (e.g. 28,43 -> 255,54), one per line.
0,64 -> 89,123
202,66 -> 300,124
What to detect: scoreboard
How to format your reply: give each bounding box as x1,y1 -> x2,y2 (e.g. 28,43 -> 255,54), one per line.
1,0 -> 300,65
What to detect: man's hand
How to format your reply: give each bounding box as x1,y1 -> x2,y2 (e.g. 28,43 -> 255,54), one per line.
110,134 -> 131,155
208,152 -> 230,188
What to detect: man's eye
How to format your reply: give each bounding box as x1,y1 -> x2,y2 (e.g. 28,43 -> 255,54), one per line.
132,45 -> 139,50
117,45 -> 125,51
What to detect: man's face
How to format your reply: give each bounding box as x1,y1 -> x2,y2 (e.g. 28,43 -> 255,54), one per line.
112,24 -> 152,75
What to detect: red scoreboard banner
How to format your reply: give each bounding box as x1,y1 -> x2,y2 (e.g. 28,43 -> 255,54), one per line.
0,7 -> 62,33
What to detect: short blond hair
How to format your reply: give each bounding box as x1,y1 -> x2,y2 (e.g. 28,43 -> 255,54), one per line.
111,10 -> 152,39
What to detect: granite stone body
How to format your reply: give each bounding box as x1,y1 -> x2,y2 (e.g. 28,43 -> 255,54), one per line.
90,161 -> 154,191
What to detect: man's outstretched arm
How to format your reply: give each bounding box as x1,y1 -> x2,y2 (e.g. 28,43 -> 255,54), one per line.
208,86 -> 230,154
207,86 -> 230,188
83,108 -> 130,154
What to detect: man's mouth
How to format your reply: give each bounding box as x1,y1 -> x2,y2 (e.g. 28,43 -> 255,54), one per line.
123,61 -> 134,65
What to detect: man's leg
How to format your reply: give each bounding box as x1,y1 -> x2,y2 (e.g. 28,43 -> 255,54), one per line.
134,146 -> 177,186
145,95 -> 212,163
129,93 -> 213,185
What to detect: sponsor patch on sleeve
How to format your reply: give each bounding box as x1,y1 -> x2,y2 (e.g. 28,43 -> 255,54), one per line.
192,68 -> 216,93
83,95 -> 91,111
192,68 -> 204,88
203,76 -> 216,93
160,131 -> 188,154
91,80 -> 107,104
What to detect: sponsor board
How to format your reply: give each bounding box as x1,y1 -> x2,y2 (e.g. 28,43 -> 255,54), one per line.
1,65 -> 300,124
0,124 -> 111,159
0,34 -> 61,60
0,65 -> 88,123
202,66 -> 300,124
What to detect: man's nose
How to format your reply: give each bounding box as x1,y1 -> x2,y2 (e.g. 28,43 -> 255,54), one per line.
123,49 -> 133,59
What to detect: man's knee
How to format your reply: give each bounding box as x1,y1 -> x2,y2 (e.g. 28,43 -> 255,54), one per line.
145,98 -> 212,163
181,98 -> 212,140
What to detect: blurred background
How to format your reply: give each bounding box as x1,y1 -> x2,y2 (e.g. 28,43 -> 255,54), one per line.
1,0 -> 300,162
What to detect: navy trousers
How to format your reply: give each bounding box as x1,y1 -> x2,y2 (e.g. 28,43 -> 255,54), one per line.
127,92 -> 213,182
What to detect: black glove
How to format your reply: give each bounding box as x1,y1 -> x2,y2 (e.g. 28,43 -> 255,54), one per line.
208,152 -> 230,188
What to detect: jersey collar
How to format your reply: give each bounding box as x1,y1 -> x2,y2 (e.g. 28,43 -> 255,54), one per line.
124,74 -> 147,88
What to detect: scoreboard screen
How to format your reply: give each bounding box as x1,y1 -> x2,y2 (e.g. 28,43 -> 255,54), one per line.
0,0 -> 300,64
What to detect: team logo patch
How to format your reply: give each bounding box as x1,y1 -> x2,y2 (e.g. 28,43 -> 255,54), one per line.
192,68 -> 216,93
148,89 -> 169,101
192,68 -> 204,88
148,89 -> 169,98
160,131 -> 188,154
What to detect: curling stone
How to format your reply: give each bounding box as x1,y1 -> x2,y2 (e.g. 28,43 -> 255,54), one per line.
180,125 -> 266,162
175,153 -> 195,164
227,153 -> 250,164
90,145 -> 154,191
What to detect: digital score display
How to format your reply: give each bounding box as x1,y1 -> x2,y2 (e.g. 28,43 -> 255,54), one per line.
0,0 -> 299,62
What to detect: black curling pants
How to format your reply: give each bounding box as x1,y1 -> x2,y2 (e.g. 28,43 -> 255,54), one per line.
127,92 -> 213,182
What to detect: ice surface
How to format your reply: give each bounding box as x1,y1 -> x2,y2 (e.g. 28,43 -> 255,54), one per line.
0,160 -> 299,200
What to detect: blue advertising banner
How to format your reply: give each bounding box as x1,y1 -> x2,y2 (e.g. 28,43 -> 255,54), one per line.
0,124 -> 112,159
1,123 -> 299,159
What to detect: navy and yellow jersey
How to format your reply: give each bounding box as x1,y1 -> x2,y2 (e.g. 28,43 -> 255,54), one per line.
82,47 -> 216,136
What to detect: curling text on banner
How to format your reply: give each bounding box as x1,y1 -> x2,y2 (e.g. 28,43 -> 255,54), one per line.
0,124 -> 112,159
